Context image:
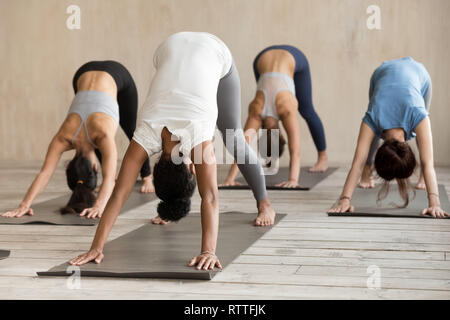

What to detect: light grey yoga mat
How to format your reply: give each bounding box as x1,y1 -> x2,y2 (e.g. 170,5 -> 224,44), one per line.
328,184 -> 450,218
0,184 -> 156,225
0,250 -> 10,260
218,167 -> 337,191
38,212 -> 285,280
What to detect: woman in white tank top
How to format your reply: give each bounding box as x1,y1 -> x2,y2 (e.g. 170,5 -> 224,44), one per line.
69,32 -> 277,271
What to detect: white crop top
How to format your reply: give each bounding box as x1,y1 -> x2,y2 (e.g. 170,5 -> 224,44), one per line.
133,32 -> 233,156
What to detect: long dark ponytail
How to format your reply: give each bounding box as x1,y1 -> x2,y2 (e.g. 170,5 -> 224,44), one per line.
60,155 -> 98,214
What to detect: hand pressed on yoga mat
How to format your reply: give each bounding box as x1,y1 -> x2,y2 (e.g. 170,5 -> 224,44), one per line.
1,204 -> 34,218
189,252 -> 222,271
70,248 -> 104,266
79,205 -> 104,219
421,205 -> 449,219
327,198 -> 355,214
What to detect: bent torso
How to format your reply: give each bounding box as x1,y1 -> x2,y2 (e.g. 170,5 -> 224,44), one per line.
254,49 -> 298,119
60,71 -> 119,148
256,49 -> 296,78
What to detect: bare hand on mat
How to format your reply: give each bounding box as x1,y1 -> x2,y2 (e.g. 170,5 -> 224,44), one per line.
189,252 -> 222,270
69,248 -> 104,266
275,180 -> 301,188
327,199 -> 354,213
421,206 -> 449,218
1,204 -> 34,218
79,205 -> 103,219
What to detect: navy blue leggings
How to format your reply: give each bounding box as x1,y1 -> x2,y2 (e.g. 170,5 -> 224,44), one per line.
253,45 -> 326,152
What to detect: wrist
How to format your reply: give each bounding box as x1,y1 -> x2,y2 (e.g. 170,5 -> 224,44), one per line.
19,201 -> 31,209
94,200 -> 106,210
428,200 -> 441,207
428,193 -> 440,207
201,249 -> 216,255
90,244 -> 104,253
339,196 -> 351,203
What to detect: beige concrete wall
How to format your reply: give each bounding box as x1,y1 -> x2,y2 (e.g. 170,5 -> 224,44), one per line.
1,0 -> 449,166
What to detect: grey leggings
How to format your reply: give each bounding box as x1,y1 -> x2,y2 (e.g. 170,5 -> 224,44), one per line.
366,81 -> 432,166
217,63 -> 267,202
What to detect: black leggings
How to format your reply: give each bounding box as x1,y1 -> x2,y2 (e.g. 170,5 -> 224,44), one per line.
73,60 -> 151,178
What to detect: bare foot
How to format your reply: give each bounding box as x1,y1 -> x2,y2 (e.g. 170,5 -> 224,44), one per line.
140,175 -> 155,193
309,152 -> 328,172
151,215 -> 170,225
219,180 -> 242,187
254,199 -> 276,227
416,178 -> 426,190
358,165 -> 375,189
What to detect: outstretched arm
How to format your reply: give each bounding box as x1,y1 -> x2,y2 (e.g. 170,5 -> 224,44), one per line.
415,117 -> 448,218
80,135 -> 118,219
328,122 -> 374,213
2,135 -> 70,217
276,96 -> 301,188
70,140 -> 148,265
189,141 -> 222,270
222,97 -> 262,185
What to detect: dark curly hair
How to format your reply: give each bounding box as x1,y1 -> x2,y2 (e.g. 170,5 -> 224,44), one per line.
61,155 -> 97,214
153,156 -> 196,222
374,139 -> 416,208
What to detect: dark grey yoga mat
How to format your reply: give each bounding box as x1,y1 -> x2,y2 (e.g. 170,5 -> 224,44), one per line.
0,184 -> 156,225
218,167 -> 337,191
38,212 -> 285,280
0,250 -> 10,260
328,184 -> 450,218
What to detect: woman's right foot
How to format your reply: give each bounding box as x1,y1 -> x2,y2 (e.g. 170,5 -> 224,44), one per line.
254,199 -> 276,226
151,215 -> 170,225
219,180 -> 242,187
416,176 -> 426,190
359,165 -> 375,189
309,152 -> 328,172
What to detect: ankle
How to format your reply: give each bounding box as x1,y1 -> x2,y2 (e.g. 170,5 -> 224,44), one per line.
317,151 -> 328,161
257,197 -> 271,210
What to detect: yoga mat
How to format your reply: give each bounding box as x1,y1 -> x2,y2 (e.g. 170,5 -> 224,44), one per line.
0,250 -> 10,260
38,212 -> 285,280
0,184 -> 156,225
328,184 -> 450,218
219,167 -> 338,191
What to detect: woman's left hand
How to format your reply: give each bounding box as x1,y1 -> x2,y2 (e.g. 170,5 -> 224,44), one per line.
421,206 -> 449,218
275,180 -> 300,188
80,205 -> 104,219
189,252 -> 222,270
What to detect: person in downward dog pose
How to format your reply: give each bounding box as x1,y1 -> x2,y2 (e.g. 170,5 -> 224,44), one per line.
222,45 -> 328,189
328,57 -> 448,218
1,61 -> 153,220
69,32 -> 276,270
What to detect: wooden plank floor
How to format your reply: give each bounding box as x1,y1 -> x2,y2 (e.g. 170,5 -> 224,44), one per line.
0,161 -> 449,299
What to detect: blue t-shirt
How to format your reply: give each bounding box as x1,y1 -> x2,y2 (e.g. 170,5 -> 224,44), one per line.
363,57 -> 430,140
